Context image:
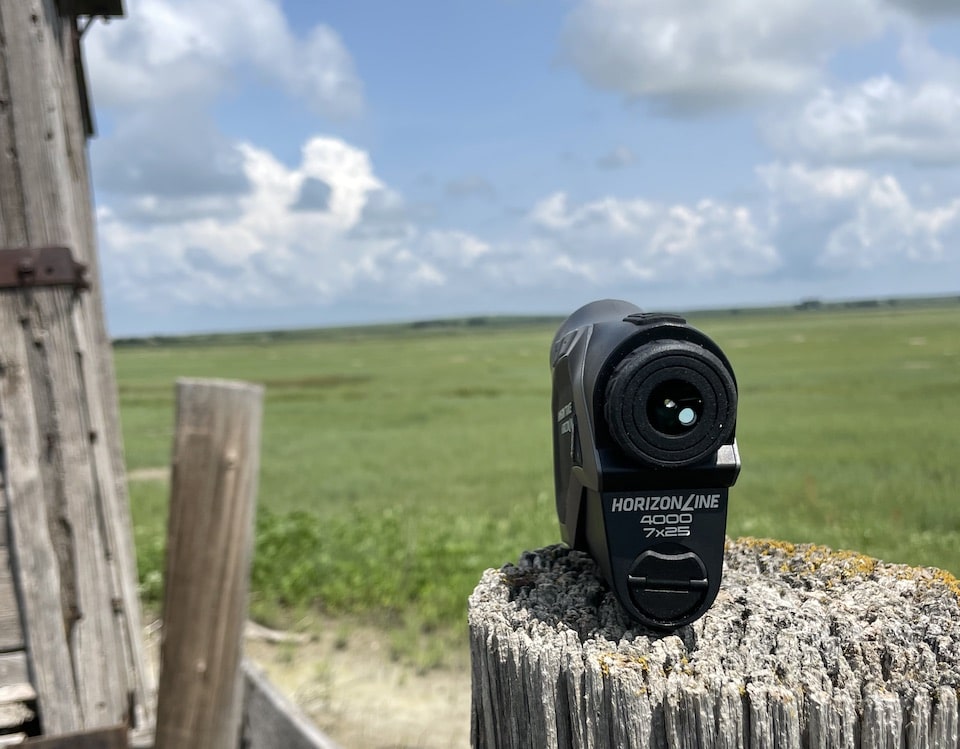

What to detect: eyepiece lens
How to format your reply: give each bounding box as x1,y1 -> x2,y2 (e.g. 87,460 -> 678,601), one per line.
647,380 -> 703,436
604,338 -> 737,466
678,407 -> 697,426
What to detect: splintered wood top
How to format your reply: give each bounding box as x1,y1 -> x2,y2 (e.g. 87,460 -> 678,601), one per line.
469,539 -> 960,748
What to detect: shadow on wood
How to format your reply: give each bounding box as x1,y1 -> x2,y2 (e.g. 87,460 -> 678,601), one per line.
22,724 -> 128,748
241,661 -> 342,749
470,540 -> 960,748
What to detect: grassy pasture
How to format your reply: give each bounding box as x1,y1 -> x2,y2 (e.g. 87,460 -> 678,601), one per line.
117,303 -> 960,663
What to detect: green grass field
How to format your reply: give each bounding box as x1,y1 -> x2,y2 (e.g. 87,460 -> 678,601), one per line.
117,303 -> 960,664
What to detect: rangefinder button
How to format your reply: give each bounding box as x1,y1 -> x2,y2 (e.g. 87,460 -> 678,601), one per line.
622,312 -> 687,326
627,548 -> 708,624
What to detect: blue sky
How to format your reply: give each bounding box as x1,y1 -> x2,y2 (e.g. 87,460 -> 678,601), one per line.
84,0 -> 960,336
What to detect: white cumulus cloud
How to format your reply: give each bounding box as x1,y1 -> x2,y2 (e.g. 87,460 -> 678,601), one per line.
766,32 -> 960,166
98,130 -> 960,325
561,0 -> 883,113
768,77 -> 960,164
759,163 -> 960,272
97,137 -> 499,314
529,192 -> 780,280
98,128 -> 789,318
86,0 -> 362,117
86,1 -> 364,226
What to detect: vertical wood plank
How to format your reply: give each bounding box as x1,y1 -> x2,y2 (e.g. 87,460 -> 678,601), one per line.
0,299 -> 82,734
0,0 -> 152,736
56,13 -> 153,728
70,304 -> 152,731
154,379 -> 263,749
30,290 -> 126,726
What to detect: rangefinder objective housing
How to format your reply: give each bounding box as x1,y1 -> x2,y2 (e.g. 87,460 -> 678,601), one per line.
550,299 -> 741,629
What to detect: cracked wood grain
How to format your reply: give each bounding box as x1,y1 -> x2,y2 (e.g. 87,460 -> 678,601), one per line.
469,540 -> 960,749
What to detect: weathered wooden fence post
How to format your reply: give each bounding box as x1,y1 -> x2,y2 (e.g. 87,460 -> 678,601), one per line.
154,378 -> 263,749
470,540 -> 960,748
0,0 -> 152,741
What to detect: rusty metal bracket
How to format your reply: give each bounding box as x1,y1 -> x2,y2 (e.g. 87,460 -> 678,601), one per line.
57,0 -> 126,20
0,246 -> 90,292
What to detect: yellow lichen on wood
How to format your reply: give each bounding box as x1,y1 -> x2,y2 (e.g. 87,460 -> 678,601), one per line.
736,537 -> 878,579
733,537 -> 799,557
733,536 -> 960,603
894,566 -> 960,601
930,568 -> 960,599
597,652 -> 649,678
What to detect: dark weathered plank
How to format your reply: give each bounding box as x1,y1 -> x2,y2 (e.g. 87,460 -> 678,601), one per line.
31,289 -> 127,726
22,724 -> 128,747
469,541 -> 960,749
68,307 -> 153,731
154,380 -> 263,749
0,0 -> 152,735
54,0 -> 154,727
241,661 -> 341,749
0,296 -> 83,734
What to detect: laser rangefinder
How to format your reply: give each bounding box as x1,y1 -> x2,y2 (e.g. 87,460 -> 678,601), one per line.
550,299 -> 740,629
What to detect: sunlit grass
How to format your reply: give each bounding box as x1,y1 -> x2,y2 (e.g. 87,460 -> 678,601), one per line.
118,304 -> 960,661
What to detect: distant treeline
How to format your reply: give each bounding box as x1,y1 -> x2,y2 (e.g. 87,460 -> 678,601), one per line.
685,294 -> 960,320
792,295 -> 960,312
112,314 -> 565,349
112,294 -> 960,348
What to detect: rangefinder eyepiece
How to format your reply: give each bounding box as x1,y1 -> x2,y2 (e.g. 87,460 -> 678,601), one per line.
550,300 -> 740,629
604,338 -> 737,467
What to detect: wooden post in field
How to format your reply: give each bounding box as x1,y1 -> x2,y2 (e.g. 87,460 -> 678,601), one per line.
0,0 -> 151,740
470,540 -> 960,748
154,379 -> 263,749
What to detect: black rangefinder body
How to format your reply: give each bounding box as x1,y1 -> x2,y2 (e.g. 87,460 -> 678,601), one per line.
551,300 -> 740,629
